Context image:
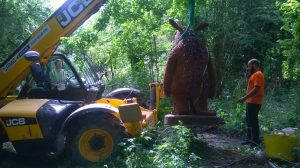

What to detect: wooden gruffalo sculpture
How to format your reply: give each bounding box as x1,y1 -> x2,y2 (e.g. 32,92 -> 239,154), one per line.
163,19 -> 217,117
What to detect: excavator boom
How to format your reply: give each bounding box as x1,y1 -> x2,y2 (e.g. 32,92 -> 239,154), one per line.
0,0 -> 106,98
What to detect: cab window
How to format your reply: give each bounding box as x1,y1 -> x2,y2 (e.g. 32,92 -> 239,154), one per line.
46,56 -> 80,89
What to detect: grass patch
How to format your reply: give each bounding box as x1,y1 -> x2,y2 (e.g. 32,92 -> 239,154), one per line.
111,124 -> 202,168
210,87 -> 300,137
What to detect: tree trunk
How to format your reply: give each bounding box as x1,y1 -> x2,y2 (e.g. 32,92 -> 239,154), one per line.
212,32 -> 225,96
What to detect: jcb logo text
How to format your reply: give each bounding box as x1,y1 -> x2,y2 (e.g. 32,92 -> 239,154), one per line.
56,0 -> 93,28
5,118 -> 26,127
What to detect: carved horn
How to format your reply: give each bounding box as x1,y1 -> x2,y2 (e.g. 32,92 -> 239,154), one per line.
169,19 -> 184,33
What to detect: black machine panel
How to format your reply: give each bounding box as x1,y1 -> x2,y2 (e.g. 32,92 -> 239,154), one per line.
36,100 -> 80,139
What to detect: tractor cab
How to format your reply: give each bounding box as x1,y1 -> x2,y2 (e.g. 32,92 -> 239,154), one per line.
18,53 -> 105,102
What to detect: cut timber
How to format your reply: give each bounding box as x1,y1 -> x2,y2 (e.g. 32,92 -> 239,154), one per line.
164,114 -> 223,126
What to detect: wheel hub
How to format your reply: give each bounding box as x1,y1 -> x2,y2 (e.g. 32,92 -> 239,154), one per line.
89,134 -> 105,150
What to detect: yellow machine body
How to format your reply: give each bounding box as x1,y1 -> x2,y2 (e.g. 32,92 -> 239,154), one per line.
97,98 -> 158,137
0,0 -> 106,99
0,99 -> 48,141
264,132 -> 300,161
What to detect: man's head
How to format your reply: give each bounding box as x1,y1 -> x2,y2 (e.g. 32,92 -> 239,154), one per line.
247,59 -> 261,75
54,59 -> 63,70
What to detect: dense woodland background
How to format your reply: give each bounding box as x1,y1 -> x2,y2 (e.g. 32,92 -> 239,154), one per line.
0,0 -> 299,167
1,0 -> 299,90
0,0 -> 299,88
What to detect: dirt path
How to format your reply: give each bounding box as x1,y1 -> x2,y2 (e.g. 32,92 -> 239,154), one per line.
195,129 -> 269,168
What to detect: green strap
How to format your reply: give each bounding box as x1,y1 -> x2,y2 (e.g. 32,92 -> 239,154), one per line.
178,0 -> 195,42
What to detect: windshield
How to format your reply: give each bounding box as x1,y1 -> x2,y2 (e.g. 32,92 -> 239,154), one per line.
70,55 -> 103,85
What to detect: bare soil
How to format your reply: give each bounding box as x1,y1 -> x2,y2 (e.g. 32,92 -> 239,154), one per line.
194,127 -> 269,168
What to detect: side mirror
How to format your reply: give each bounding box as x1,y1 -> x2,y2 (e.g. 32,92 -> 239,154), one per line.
24,51 -> 43,84
23,51 -> 40,62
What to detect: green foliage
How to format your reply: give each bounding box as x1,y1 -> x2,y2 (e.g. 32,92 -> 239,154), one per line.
200,0 -> 283,93
0,0 -> 51,62
260,87 -> 300,132
59,0 -> 295,99
213,100 -> 247,135
60,0 -> 181,93
157,98 -> 173,120
95,0 -> 174,86
210,86 -> 299,136
101,124 -> 202,168
152,124 -> 200,167
2,0 -> 297,95
277,0 -> 300,80
60,27 -> 99,54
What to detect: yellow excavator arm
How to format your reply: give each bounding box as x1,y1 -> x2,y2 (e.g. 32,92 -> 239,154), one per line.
0,0 -> 106,99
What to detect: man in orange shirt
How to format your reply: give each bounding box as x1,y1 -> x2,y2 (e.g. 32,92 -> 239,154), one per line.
239,59 -> 264,146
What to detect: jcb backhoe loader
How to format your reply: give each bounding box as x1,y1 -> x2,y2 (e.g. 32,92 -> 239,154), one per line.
0,0 -> 163,164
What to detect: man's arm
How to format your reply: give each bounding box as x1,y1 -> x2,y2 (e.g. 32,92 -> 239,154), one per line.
238,86 -> 260,103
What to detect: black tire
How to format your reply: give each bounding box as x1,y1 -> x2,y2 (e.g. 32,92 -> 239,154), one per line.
106,88 -> 148,108
69,115 -> 126,165
113,92 -> 148,108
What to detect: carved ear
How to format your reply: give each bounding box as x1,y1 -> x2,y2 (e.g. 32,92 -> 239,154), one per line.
195,21 -> 209,31
169,19 -> 184,33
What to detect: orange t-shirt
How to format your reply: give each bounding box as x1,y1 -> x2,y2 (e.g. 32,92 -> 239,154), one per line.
246,71 -> 264,105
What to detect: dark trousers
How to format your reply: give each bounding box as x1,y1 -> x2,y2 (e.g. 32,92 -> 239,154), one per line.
246,103 -> 261,144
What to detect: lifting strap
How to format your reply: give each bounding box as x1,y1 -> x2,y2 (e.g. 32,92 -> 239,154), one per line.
178,0 -> 195,42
